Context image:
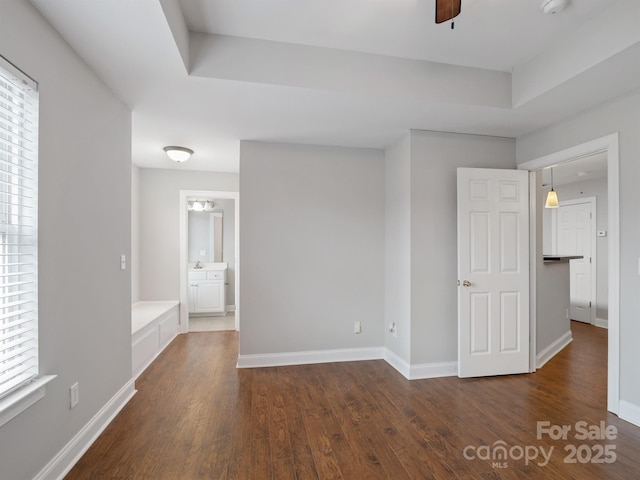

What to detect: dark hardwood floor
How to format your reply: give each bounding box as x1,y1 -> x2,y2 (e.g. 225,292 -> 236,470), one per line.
66,321 -> 640,479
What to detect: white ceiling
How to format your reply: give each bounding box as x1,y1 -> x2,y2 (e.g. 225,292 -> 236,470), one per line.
543,152 -> 608,187
179,0 -> 616,71
29,0 -> 639,172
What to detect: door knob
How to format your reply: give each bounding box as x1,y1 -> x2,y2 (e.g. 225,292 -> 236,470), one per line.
462,280 -> 472,287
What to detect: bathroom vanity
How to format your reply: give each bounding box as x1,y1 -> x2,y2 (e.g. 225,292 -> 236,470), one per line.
188,263 -> 227,315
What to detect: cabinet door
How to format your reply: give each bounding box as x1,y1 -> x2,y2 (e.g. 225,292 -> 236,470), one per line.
195,282 -> 224,312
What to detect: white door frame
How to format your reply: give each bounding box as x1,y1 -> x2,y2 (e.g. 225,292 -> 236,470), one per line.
554,197 -> 597,326
518,133 -> 619,415
179,189 -> 240,333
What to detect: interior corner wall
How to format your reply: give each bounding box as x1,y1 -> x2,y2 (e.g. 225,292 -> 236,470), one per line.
132,164 -> 140,304
384,134 -> 412,365
0,2 -> 132,479
409,130 -> 517,365
516,92 -> 640,412
239,141 -> 385,356
138,168 -> 239,301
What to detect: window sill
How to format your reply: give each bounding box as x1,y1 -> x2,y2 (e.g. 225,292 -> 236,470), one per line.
0,375 -> 57,428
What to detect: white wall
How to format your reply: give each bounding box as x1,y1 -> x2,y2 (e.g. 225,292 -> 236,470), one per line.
132,164 -> 140,303
409,130 -> 516,365
138,168 -> 238,301
384,134 -> 412,365
517,92 -> 640,414
239,141 -> 385,356
0,2 -> 132,479
535,171 -> 571,354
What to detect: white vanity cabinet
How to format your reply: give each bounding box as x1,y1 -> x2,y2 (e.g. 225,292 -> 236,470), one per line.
188,269 -> 226,314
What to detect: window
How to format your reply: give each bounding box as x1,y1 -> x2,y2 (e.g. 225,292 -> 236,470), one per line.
0,55 -> 38,401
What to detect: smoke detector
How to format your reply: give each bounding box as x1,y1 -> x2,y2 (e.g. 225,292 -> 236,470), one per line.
541,0 -> 568,14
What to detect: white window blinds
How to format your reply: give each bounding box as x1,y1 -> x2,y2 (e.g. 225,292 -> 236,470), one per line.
0,56 -> 38,400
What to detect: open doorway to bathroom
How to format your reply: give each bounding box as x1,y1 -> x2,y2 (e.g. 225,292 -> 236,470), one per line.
179,190 -> 240,334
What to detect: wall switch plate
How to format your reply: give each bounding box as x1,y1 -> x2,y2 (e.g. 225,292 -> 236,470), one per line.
120,254 -> 126,270
200,250 -> 206,256
70,382 -> 79,409
354,321 -> 361,334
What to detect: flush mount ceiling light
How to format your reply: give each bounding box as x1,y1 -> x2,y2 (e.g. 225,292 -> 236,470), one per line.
435,0 -> 461,29
545,168 -> 559,208
188,200 -> 214,212
540,0 -> 568,15
163,146 -> 193,163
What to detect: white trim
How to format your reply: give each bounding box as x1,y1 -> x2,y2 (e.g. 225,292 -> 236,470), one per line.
226,305 -> 236,312
595,318 -> 609,329
618,400 -> 640,428
536,330 -> 573,369
33,379 -> 136,480
383,349 -> 411,379
556,197 -> 597,326
519,133 -> 620,415
528,172 -> 538,372
409,361 -> 457,380
518,135 -> 616,171
0,375 -> 56,428
237,347 -> 384,368
237,347 -> 457,381
179,190 -> 240,333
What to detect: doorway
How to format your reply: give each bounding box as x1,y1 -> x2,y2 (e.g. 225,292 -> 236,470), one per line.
518,133 -> 619,415
179,189 -> 240,333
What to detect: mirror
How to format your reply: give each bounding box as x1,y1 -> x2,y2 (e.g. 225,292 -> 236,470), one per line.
188,207 -> 223,263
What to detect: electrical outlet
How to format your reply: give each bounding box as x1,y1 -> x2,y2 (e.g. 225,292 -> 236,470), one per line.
388,322 -> 397,338
566,308 -> 569,320
70,382 -> 79,409
354,321 -> 361,334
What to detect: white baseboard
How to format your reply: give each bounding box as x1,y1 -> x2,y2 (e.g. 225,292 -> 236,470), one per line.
239,345 -> 458,381
595,318 -> 608,329
226,305 -> 236,312
619,400 -> 640,428
383,349 -> 411,379
536,330 -> 573,368
34,379 -> 136,480
409,361 -> 458,379
237,347 -> 385,368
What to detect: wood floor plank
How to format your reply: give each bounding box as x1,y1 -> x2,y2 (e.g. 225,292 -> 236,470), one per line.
65,322 -> 640,479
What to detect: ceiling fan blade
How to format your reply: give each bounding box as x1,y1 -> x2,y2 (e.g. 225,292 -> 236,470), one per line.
435,0 -> 461,24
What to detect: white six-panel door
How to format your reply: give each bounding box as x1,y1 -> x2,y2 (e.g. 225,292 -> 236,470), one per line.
457,168 -> 530,378
556,200 -> 595,324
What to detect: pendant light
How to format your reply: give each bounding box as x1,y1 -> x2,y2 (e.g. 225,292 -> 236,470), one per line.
545,168 -> 559,208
